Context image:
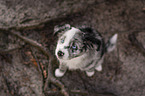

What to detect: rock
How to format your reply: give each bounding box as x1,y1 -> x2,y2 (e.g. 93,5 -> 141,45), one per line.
0,0 -> 96,28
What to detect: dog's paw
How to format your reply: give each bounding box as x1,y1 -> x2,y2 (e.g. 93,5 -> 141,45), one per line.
95,65 -> 102,72
55,69 -> 65,77
86,71 -> 95,77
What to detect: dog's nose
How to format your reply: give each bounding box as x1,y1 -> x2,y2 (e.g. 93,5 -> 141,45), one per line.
57,51 -> 64,57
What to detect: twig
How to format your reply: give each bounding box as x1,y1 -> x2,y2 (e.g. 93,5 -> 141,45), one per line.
45,90 -> 88,95
30,47 -> 45,84
50,76 -> 69,96
9,30 -> 53,58
43,57 -> 69,96
0,46 -> 21,54
70,90 -> 88,95
1,74 -> 13,95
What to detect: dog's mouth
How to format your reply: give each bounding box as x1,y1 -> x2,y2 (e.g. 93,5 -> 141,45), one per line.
57,57 -> 70,60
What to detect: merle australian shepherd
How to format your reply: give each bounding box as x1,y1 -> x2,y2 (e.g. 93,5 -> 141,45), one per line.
54,24 -> 118,77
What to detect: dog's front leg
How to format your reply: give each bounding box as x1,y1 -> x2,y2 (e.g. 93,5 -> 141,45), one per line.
86,70 -> 95,77
95,56 -> 104,72
84,61 -> 96,77
55,63 -> 67,77
85,67 -> 95,77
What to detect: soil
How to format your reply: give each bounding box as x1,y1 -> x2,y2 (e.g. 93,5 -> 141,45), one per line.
0,0 -> 145,96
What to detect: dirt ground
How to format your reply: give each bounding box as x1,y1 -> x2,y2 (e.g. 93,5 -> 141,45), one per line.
0,0 -> 145,96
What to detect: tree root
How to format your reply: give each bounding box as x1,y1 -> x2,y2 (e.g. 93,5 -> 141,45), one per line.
30,47 -> 45,85
45,90 -> 88,95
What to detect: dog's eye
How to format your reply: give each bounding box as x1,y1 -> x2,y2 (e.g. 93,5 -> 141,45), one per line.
60,36 -> 66,44
61,39 -> 65,43
72,45 -> 78,50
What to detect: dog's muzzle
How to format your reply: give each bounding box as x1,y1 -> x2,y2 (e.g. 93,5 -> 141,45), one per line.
57,51 -> 65,57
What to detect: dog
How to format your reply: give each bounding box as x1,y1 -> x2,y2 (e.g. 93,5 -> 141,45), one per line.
54,24 -> 118,77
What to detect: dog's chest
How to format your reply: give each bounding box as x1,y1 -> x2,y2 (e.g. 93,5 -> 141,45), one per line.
60,54 -> 88,70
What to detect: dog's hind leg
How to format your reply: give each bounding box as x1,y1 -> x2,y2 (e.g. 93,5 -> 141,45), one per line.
86,70 -> 95,77
95,56 -> 104,72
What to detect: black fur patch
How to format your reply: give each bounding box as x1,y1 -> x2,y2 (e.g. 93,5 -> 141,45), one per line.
83,60 -> 94,69
54,24 -> 72,36
79,27 -> 102,51
79,27 -> 106,57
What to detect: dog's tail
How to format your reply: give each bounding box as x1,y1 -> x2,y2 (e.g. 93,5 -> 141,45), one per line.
105,34 -> 118,52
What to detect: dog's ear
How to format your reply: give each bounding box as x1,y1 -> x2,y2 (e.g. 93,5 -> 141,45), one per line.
53,24 -> 71,36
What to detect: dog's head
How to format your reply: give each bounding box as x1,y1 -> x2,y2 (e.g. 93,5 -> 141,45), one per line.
54,24 -> 103,60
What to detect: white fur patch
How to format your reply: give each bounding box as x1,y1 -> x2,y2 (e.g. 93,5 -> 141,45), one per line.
55,27 -> 80,60
55,69 -> 65,77
86,71 -> 95,77
95,56 -> 104,72
95,64 -> 102,71
60,53 -> 87,70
